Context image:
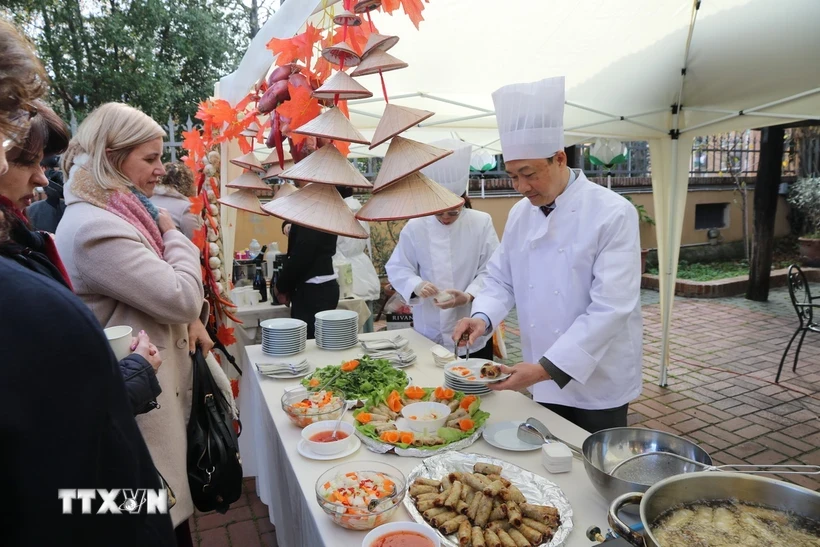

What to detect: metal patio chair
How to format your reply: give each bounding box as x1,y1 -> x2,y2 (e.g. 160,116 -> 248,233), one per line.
776,264 -> 820,383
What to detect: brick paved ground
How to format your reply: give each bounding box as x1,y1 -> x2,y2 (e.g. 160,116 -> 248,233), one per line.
189,288 -> 820,545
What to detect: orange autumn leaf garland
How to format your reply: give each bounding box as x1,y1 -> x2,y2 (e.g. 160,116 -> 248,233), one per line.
381,0 -> 429,30
276,83 -> 321,144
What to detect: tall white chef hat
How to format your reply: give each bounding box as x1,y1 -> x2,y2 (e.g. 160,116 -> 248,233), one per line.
420,139 -> 473,196
491,76 -> 565,162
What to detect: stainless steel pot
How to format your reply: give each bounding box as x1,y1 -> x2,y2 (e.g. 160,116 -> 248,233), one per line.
608,471 -> 820,547
582,427 -> 712,508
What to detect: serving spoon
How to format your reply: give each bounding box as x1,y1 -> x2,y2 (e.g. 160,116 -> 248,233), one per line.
517,421 -> 584,458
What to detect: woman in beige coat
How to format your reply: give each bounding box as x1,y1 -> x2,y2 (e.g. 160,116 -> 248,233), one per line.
55,103 -> 213,544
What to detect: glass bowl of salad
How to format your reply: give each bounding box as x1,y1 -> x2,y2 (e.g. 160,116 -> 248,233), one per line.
281,386 -> 346,428
315,461 -> 406,530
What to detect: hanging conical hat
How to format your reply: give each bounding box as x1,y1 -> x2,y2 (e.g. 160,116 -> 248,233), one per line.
362,33 -> 399,57
369,104 -> 434,149
292,107 -> 370,144
218,189 -> 269,216
226,172 -> 272,192
262,161 -> 294,179
351,50 -> 407,77
372,137 -> 452,192
333,9 -> 362,26
321,42 -> 361,67
229,152 -> 265,172
278,144 -> 372,188
356,172 -> 464,221
261,148 -> 293,166
262,183 -> 368,239
240,121 -> 260,137
273,182 -> 297,199
312,71 -> 373,100
353,0 -> 381,14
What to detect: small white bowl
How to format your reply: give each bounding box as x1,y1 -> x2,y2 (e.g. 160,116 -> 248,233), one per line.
362,521 -> 440,547
401,402 -> 451,434
301,420 -> 355,456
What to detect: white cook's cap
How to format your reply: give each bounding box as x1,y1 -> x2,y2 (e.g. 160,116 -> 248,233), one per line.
492,76 -> 565,161
420,139 -> 472,196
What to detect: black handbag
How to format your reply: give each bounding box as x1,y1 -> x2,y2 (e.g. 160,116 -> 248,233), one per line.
187,347 -> 243,513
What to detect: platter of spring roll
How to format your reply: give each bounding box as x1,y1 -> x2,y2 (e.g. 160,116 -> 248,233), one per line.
404,452 -> 572,547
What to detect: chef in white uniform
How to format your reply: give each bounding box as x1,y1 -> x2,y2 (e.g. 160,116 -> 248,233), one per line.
453,77 -> 643,432
386,140 -> 500,359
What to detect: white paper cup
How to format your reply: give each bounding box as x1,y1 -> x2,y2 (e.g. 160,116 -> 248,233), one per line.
104,326 -> 133,360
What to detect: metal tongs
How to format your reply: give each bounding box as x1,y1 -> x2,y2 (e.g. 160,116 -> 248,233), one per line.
455,333 -> 470,361
610,450 -> 820,479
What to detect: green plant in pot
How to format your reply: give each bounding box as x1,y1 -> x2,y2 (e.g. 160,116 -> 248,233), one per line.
787,177 -> 820,266
625,196 -> 656,273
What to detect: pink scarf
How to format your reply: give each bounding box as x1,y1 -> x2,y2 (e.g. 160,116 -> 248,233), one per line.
70,169 -> 165,258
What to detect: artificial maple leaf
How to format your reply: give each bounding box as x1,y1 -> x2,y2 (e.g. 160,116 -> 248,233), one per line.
191,225 -> 207,251
230,378 -> 240,399
182,154 -> 198,175
312,56 -> 333,84
238,138 -> 253,154
189,195 -> 205,217
207,99 -> 238,127
333,139 -> 351,157
267,36 -> 301,66
292,23 -> 323,65
401,0 -> 426,29
275,83 -> 321,134
381,0 -> 401,12
182,128 -> 205,160
216,324 -> 237,347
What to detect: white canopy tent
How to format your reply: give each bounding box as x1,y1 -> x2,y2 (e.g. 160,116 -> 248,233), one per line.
217,0 -> 820,385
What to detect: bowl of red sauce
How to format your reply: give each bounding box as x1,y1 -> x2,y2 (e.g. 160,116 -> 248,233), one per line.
362,522 -> 440,547
301,420 -> 355,455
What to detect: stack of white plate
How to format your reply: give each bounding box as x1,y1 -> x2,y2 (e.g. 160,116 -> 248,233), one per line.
315,309 -> 359,350
445,374 -> 491,395
261,318 -> 307,357
443,359 -> 510,396
255,359 -> 312,379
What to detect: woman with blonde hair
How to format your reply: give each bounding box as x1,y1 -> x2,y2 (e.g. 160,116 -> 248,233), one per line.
56,102 -> 213,544
150,161 -> 202,239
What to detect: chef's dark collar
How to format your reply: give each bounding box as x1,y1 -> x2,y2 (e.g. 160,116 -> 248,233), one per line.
540,168 -> 577,217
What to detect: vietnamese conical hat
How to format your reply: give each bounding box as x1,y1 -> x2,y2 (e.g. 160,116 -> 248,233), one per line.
312,71 -> 373,100
321,42 -> 361,67
229,152 -> 265,173
362,33 -> 399,57
262,183 -> 368,239
218,189 -> 269,216
226,172 -> 272,192
333,9 -> 362,26
356,172 -> 464,221
351,50 -> 407,77
369,104 -> 434,149
372,137 -> 452,192
260,148 -> 293,166
240,121 -> 260,138
262,161 -> 295,179
273,183 -> 297,199
292,107 -> 369,144
278,144 -> 372,188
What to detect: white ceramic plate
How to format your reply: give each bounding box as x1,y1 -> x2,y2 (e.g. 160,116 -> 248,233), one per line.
482,421 -> 541,452
297,435 -> 361,460
444,359 -> 510,384
260,318 -> 307,330
315,309 -> 358,322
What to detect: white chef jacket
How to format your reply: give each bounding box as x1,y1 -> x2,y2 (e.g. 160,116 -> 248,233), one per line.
386,208 -> 500,353
473,170 -> 643,409
334,199 -> 381,301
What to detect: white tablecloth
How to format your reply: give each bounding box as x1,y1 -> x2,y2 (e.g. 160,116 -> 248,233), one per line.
240,329 -> 613,547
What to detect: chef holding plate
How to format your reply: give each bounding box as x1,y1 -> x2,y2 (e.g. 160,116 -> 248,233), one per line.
453,76 -> 643,433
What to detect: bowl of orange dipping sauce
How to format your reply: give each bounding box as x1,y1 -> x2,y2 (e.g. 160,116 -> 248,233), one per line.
362,522 -> 440,547
301,420 -> 355,455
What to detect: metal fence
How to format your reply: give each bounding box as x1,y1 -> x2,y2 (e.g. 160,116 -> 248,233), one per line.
69,112 -> 197,163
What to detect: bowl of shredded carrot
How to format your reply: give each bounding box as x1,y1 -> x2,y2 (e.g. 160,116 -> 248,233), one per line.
281,386 -> 346,428
315,461 -> 407,530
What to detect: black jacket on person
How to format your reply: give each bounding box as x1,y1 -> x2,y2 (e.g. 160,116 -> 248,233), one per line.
275,223 -> 338,294
0,257 -> 176,547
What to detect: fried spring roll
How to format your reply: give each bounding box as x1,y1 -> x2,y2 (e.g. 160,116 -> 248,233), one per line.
498,485 -> 526,504
515,523 -> 544,545
367,412 -> 390,422
474,493 -> 494,527
472,526 -> 486,547
448,471 -> 465,484
465,488 -> 475,505
495,529 -> 517,547
461,483 -> 475,501
485,474 -> 511,487
430,510 -> 459,528
417,499 -> 438,512
483,529 -> 502,547
444,481 -> 463,508
503,501 -> 523,527
434,487 -> 451,507
521,517 -> 553,535
455,499 -> 469,515
461,473 -> 490,492
448,399 -> 461,412
441,475 -> 453,492
423,506 -> 451,520
439,514 -> 469,535
466,489 -> 483,521
413,478 -> 442,488
480,362 -> 501,379
409,484 -> 438,497
415,492 -> 439,502
374,404 -> 398,419
483,479 -> 506,497
520,503 -> 560,523
374,423 -> 398,434
474,462 -> 503,475
488,520 -> 512,533
457,519 -> 472,546
506,528 -> 531,547
489,503 -> 507,522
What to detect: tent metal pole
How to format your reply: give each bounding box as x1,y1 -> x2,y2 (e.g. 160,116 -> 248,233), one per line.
419,112 -> 496,127
744,87 -> 820,113
565,119 -> 619,132
743,112 -> 820,120
349,92 -> 420,105
621,119 -> 669,135
681,112 -> 739,135
346,108 -> 383,119
419,94 -> 494,113
565,101 -> 621,119
625,108 -> 671,118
